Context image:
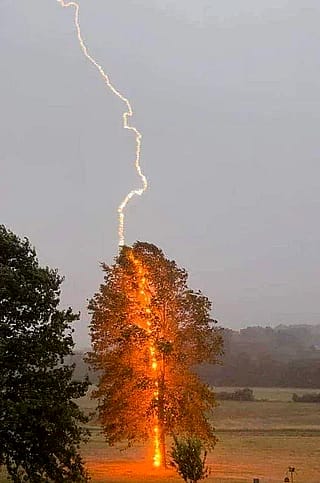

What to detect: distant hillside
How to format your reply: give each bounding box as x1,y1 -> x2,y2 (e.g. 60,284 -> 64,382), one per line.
69,324 -> 320,388
200,324 -> 320,388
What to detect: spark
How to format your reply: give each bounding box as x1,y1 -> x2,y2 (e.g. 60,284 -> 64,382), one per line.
57,1 -> 148,246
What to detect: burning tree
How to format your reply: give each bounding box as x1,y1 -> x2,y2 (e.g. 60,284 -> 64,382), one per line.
88,242 -> 223,466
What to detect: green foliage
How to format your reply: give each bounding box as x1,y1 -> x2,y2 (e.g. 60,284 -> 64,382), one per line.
0,225 -> 90,482
170,436 -> 210,483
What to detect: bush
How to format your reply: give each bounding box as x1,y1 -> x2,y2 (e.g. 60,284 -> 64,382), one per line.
292,392 -> 320,402
170,436 -> 210,483
216,388 -> 255,401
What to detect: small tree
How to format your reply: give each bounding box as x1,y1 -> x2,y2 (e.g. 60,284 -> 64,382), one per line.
170,436 -> 210,483
0,225 -> 90,482
89,241 -> 223,465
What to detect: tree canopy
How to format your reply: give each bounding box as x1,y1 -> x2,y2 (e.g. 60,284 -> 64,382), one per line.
88,241 -> 223,465
0,225 -> 89,482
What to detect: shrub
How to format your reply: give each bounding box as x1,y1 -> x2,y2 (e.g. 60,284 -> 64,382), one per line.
292,392 -> 320,402
216,388 -> 255,401
170,436 -> 210,483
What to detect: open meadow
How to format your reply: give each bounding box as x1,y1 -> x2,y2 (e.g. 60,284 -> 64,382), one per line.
80,387 -> 320,483
1,387 -> 319,483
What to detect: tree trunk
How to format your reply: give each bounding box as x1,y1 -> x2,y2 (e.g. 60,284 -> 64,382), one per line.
158,353 -> 166,467
160,423 -> 166,468
157,302 -> 167,468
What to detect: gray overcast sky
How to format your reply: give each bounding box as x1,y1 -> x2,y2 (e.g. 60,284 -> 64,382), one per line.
1,0 -> 320,347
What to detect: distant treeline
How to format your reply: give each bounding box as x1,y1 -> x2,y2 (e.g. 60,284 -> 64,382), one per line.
71,324 -> 320,388
216,388 -> 255,401
200,324 -> 320,388
292,392 -> 320,403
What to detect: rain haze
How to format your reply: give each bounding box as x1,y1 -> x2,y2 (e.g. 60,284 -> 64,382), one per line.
1,0 -> 319,347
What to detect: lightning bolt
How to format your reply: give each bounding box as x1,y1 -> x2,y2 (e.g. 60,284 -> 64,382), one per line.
130,252 -> 162,467
57,1 -> 148,246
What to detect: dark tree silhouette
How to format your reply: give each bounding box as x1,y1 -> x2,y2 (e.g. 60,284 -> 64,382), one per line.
0,225 -> 89,482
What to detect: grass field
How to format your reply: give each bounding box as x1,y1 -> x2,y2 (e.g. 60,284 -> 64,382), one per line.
82,426 -> 320,483
79,387 -> 320,483
1,388 -> 320,482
